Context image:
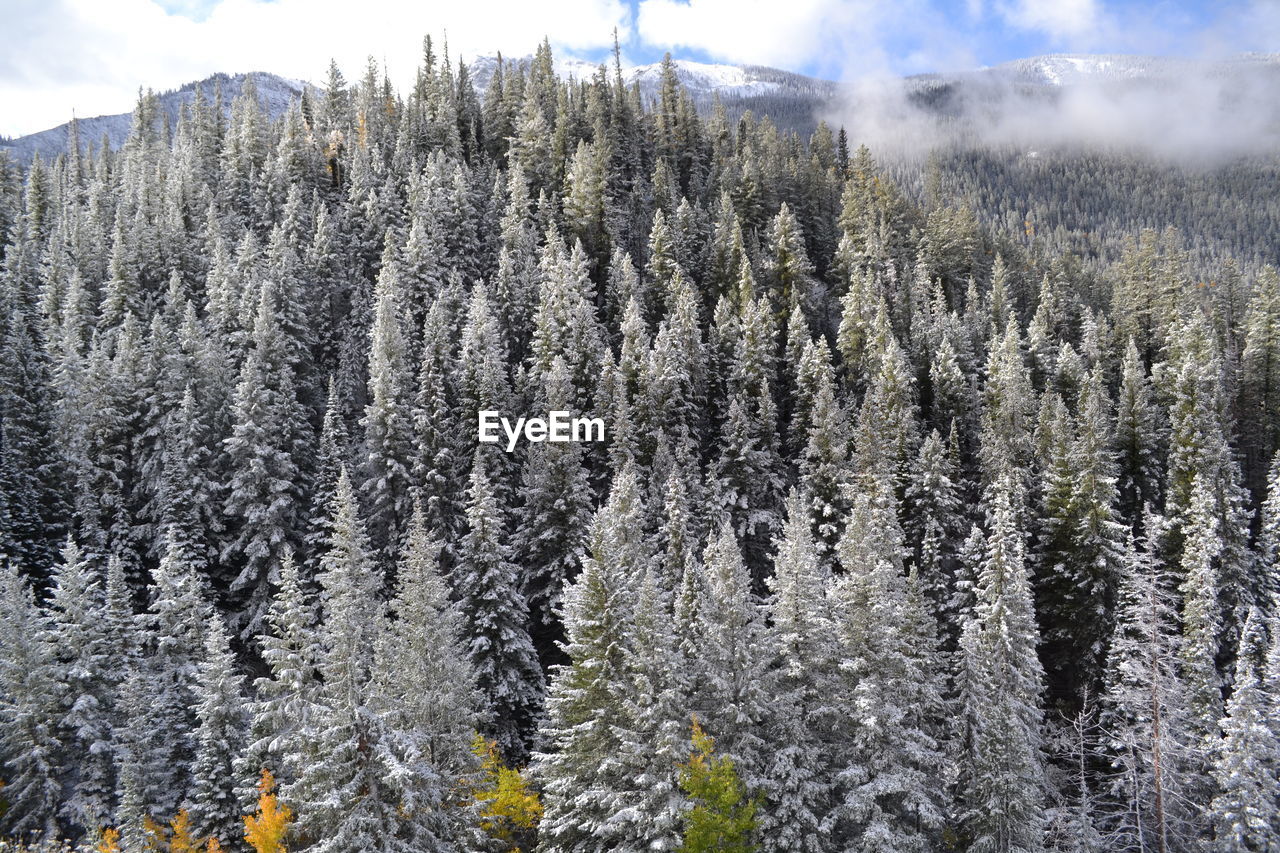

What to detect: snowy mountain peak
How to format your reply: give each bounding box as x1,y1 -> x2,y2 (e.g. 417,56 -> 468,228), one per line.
1,72 -> 306,164
471,54 -> 829,101
990,52 -> 1280,86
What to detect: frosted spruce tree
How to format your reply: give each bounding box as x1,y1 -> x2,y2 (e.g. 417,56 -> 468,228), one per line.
371,505 -> 482,851
0,559 -> 64,840
957,472 -> 1047,852
457,449 -> 544,765
1210,607 -> 1280,851
760,491 -> 836,853
43,538 -> 116,832
828,481 -> 947,851
288,467 -> 413,852
187,614 -> 248,847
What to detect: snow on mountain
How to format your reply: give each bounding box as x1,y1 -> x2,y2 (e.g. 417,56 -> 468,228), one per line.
622,60 -> 784,98
8,52 -> 1276,166
471,54 -> 833,102
989,52 -> 1280,87
0,72 -> 307,163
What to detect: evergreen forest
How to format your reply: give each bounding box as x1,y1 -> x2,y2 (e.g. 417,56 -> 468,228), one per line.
1,36 -> 1279,853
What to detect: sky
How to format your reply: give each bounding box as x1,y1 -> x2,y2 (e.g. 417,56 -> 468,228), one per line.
0,0 -> 1277,138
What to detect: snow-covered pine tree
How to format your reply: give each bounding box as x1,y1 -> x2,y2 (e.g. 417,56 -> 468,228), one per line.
187,614 -> 248,848
288,467 -> 411,852
141,531 -> 213,818
456,449 -> 544,765
1116,335 -> 1167,514
611,551 -> 689,850
692,522 -> 771,796
956,472 -> 1048,852
904,428 -> 964,619
798,346 -> 850,575
1179,474 -> 1224,755
1210,607 -> 1280,851
361,260 -> 415,569
1100,514 -> 1200,851
371,505 -> 482,851
221,284 -> 308,636
0,559 -> 64,840
44,538 -> 115,833
760,491 -> 835,853
828,480 -> 947,851
537,462 -> 659,852
239,549 -> 317,803
514,356 -> 594,669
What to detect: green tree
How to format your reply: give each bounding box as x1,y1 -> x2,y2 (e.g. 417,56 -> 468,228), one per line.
677,717 -> 759,853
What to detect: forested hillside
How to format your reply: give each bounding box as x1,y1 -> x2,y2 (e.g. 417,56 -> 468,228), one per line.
1,35 -> 1279,852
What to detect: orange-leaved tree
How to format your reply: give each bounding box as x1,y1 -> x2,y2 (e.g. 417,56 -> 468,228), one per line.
138,809 -> 224,852
243,768 -> 293,853
95,827 -> 122,853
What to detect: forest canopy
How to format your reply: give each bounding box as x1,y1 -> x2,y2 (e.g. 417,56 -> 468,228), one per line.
0,35 -> 1279,853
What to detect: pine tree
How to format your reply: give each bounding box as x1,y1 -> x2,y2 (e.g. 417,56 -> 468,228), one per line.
187,615 -> 248,848
693,523 -> 771,793
514,357 -> 594,670
1210,607 -> 1280,851
1116,338 -> 1167,517
797,347 -> 849,574
411,298 -> 465,566
957,473 -> 1047,853
240,551 -> 317,798
1100,515 -> 1200,851
221,288 -> 307,637
1035,368 -> 1125,704
45,539 -> 115,832
1179,474 -> 1223,751
372,506 -> 482,850
456,450 -> 544,766
904,429 -> 964,618
828,483 -> 947,851
760,492 -> 834,853
288,467 -> 411,852
143,532 -> 214,818
361,261 -> 415,568
305,377 -> 349,568
536,463 -> 659,852
0,560 -> 64,839
1256,450 -> 1280,613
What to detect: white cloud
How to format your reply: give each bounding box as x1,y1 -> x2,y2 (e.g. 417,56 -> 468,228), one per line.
997,0 -> 1100,41
636,0 -> 982,81
0,0 -> 629,137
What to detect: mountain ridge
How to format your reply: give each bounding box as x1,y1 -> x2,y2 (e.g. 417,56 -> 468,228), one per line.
5,51 -> 1278,164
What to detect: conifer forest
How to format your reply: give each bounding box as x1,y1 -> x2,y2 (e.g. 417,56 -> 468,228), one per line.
4,34 -> 1280,853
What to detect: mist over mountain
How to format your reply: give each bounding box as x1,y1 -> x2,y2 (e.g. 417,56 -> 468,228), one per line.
7,52 -> 1279,168
839,52 -> 1280,162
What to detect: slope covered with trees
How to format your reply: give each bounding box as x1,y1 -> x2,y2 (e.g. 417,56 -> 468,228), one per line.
1,35 -> 1279,852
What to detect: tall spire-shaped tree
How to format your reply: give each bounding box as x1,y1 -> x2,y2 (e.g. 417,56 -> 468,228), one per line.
957,473 -> 1047,852
373,506 -> 482,850
361,260 -> 415,567
1211,607 -> 1280,851
187,614 -> 248,847
457,450 -> 544,765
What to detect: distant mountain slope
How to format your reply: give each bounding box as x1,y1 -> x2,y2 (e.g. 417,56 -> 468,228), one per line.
836,52 -> 1280,159
6,52 -> 1278,165
0,72 -> 307,163
989,52 -> 1280,87
470,55 -> 839,134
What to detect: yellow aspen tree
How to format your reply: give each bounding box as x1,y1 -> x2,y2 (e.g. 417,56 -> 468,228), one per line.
243,769 -> 292,853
